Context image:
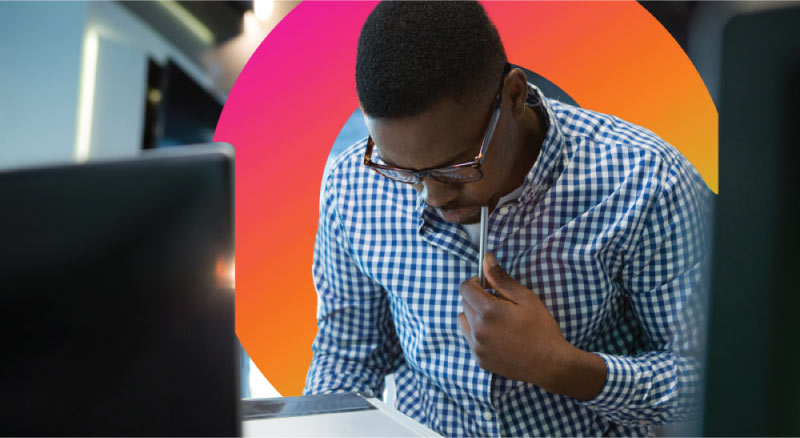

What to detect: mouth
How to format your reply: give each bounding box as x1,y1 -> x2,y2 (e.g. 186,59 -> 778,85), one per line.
437,206 -> 480,223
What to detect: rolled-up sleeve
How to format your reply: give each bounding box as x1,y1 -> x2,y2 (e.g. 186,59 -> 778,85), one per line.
303,164 -> 403,397
579,153 -> 713,426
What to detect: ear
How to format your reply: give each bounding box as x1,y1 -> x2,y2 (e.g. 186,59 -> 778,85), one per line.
505,67 -> 530,123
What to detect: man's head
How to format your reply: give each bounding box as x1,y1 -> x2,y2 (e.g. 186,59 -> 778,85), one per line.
356,1 -> 538,224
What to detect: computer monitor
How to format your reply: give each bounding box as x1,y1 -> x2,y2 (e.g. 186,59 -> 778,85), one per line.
704,5 -> 800,436
0,144 -> 239,436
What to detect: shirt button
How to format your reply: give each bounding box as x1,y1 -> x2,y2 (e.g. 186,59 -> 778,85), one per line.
499,206 -> 509,215
482,411 -> 493,421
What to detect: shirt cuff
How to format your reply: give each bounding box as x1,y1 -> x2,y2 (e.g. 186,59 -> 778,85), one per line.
578,352 -> 639,413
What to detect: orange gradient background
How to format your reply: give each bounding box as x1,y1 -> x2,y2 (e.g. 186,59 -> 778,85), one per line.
214,1 -> 717,397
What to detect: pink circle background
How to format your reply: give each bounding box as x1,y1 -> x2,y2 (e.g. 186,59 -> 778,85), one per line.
214,1 -> 717,396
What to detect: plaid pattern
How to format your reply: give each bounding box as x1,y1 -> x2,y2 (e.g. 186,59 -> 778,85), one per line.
304,85 -> 713,437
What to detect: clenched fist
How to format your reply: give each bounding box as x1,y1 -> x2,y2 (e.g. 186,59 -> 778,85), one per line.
457,253 -> 607,401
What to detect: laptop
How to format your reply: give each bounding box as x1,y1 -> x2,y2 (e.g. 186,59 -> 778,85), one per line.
0,144 -> 239,436
241,393 -> 442,437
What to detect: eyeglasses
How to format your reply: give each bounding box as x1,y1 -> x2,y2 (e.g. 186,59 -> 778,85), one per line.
363,64 -> 509,185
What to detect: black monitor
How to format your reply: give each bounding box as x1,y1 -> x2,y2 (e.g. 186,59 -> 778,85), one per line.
142,60 -> 224,149
704,4 -> 800,436
0,144 -> 239,436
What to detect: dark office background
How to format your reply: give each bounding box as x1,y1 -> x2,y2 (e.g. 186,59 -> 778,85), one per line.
1,1 -> 798,435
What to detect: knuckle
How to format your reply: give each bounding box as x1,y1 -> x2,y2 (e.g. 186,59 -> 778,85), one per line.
493,267 -> 512,283
482,306 -> 498,322
472,325 -> 489,344
476,301 -> 492,317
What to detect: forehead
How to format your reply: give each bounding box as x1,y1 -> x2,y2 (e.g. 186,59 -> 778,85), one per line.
365,96 -> 491,170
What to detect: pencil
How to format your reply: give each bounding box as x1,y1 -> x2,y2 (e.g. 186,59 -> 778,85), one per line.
478,206 -> 489,288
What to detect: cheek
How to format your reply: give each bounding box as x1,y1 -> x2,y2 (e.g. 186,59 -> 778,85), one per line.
490,134 -> 516,172
460,181 -> 496,205
483,138 -> 519,186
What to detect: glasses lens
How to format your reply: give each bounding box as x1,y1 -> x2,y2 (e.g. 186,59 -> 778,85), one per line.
431,167 -> 482,184
373,168 -> 419,184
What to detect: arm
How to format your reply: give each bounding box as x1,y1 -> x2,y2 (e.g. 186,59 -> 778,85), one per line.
457,154 -> 712,425
303,166 -> 403,398
576,155 -> 712,425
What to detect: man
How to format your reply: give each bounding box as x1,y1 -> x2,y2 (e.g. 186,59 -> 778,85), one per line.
304,2 -> 712,436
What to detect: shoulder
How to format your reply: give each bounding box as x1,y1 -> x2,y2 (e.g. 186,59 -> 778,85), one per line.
549,100 -> 680,166
323,138 -> 372,189
320,138 -> 379,204
319,138 -> 418,216
547,99 -> 710,200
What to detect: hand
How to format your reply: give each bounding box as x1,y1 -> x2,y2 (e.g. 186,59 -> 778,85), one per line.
457,253 -> 606,400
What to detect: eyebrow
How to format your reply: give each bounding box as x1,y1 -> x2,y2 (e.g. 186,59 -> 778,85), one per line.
436,147 -> 479,167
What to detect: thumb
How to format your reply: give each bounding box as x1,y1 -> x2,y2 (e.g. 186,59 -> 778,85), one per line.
483,253 -> 524,303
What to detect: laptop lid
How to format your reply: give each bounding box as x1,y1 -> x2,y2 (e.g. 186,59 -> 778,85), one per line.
0,143 -> 239,436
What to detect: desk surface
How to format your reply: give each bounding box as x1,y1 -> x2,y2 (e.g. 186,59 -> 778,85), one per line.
242,396 -> 441,437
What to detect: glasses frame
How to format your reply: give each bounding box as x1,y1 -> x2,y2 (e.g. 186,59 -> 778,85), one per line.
363,64 -> 510,185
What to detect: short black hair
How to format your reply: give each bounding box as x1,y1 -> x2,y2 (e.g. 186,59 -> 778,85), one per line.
356,1 -> 507,118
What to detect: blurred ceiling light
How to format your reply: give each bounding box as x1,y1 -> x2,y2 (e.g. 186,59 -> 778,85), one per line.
253,0 -> 274,22
243,10 -> 266,36
75,28 -> 99,163
158,0 -> 215,45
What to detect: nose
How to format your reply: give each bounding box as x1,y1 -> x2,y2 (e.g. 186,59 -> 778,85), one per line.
414,177 -> 459,208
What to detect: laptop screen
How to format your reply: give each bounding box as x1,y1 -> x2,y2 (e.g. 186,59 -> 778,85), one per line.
0,144 -> 239,436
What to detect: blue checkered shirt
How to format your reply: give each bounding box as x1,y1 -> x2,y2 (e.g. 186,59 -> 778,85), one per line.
304,84 -> 713,437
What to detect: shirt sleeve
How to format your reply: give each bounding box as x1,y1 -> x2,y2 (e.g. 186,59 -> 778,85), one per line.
578,152 -> 713,426
303,164 -> 403,398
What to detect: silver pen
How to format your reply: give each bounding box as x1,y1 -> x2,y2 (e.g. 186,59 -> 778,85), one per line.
478,206 -> 489,288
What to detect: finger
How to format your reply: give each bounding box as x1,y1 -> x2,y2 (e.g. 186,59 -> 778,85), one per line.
483,252 -> 525,303
459,277 -> 495,315
462,296 -> 477,322
457,313 -> 475,348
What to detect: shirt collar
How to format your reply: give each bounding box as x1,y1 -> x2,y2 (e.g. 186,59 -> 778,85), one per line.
517,83 -> 566,205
